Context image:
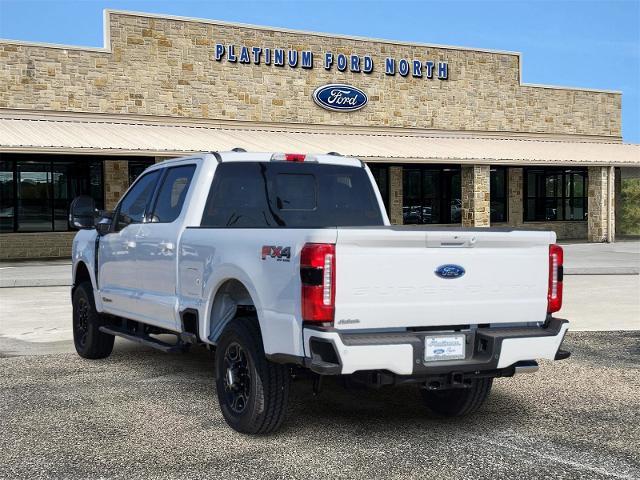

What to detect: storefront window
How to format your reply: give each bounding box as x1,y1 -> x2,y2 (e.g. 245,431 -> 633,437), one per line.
0,155 -> 105,232
0,161 -> 14,232
524,168 -> 588,221
129,159 -> 156,185
490,167 -> 508,223
402,166 -> 461,224
368,164 -> 389,211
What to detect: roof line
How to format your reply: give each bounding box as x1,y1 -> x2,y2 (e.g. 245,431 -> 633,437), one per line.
0,9 -> 622,95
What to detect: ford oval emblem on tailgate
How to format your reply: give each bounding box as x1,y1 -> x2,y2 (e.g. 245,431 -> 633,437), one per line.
312,84 -> 368,112
435,264 -> 466,279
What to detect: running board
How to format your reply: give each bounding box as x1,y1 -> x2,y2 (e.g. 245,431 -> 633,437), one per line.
99,325 -> 188,353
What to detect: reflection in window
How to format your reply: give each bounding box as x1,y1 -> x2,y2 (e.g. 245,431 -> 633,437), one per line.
524,168 -> 588,221
490,167 -> 508,223
0,161 -> 14,232
0,156 -> 105,232
402,166 -> 461,224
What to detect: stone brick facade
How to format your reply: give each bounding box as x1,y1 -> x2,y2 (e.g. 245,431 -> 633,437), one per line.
461,165 -> 490,227
587,166 -> 615,242
388,166 -> 403,225
0,11 -> 621,138
104,160 -> 130,210
0,232 -> 75,260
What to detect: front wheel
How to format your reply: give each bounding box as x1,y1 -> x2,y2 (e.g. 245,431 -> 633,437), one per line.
214,318 -> 290,434
421,378 -> 493,417
72,281 -> 114,359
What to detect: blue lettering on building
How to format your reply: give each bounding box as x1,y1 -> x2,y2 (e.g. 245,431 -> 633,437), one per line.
412,60 -> 422,78
324,52 -> 333,70
398,59 -> 409,77
239,46 -> 250,64
274,49 -> 284,66
228,45 -> 237,62
350,55 -> 360,72
385,58 -> 395,75
211,42 -> 450,83
252,47 -> 262,64
363,56 -> 373,73
288,50 -> 298,67
301,51 -> 313,69
425,61 -> 434,78
438,62 -> 448,79
337,54 -> 347,71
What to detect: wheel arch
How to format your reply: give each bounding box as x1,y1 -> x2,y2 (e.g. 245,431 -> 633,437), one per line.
207,278 -> 262,345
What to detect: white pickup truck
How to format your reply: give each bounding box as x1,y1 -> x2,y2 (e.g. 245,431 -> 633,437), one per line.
70,151 -> 570,434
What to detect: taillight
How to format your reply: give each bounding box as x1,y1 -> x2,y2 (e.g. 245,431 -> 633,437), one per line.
300,243 -> 335,323
547,244 -> 564,313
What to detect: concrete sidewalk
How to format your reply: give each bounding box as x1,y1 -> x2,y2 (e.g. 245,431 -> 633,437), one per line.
1,240 -> 638,288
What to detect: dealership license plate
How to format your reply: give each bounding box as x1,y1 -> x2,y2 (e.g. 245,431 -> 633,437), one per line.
424,335 -> 466,362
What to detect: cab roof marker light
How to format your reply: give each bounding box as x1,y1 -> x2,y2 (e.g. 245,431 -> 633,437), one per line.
270,153 -> 317,162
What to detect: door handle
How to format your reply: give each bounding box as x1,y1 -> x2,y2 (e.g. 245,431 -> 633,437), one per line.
126,240 -> 136,249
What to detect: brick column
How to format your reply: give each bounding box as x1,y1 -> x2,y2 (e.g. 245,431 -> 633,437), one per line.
588,166 -> 615,242
388,166 -> 403,225
507,167 -> 524,226
104,160 -> 129,210
461,165 -> 490,227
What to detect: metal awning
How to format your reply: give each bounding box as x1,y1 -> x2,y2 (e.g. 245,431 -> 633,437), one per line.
0,113 -> 638,166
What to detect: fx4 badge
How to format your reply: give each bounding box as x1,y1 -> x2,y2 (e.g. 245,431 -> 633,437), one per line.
261,245 -> 291,262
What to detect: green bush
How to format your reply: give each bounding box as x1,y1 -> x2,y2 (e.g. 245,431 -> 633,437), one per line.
620,178 -> 640,235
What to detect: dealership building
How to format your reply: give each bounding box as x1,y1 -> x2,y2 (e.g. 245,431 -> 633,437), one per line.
0,10 -> 639,259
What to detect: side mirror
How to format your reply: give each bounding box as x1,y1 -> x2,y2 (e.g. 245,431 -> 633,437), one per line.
69,196 -> 97,230
96,214 -> 113,236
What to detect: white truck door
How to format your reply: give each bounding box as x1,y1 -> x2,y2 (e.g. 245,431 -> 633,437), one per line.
135,164 -> 197,331
99,169 -> 161,319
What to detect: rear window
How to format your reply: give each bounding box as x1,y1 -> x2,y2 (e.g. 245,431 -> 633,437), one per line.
201,162 -> 384,228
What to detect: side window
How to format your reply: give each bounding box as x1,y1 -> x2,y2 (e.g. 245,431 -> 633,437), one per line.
150,165 -> 196,223
115,170 -> 160,231
201,163 -> 271,228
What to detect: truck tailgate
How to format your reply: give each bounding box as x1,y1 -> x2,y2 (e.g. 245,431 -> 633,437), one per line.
334,228 -> 554,330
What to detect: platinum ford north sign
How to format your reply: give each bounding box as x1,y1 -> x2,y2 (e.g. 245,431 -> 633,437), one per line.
313,84 -> 368,112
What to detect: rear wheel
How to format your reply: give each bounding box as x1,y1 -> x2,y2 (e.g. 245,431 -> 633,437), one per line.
215,318 -> 290,434
421,378 -> 493,417
72,281 -> 114,359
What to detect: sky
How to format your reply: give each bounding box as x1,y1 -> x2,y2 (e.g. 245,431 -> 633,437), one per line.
0,0 -> 638,142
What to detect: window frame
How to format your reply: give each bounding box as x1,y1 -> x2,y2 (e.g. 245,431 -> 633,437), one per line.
146,164 -> 197,224
523,167 -> 588,222
112,169 -> 162,232
401,165 -> 461,225
490,166 -> 508,223
0,157 -> 105,233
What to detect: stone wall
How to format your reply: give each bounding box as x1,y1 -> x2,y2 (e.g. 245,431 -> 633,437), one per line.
587,166 -> 614,242
0,232 -> 75,260
388,166 -> 403,225
461,165 -> 490,227
0,11 -> 621,138
104,160 -> 129,210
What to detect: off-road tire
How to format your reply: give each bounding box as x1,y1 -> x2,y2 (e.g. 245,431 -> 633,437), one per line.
421,378 -> 493,417
72,281 -> 114,359
215,318 -> 290,434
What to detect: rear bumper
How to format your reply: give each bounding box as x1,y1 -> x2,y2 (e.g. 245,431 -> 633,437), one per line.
303,318 -> 569,377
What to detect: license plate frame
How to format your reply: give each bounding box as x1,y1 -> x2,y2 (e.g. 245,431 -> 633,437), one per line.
424,334 -> 466,362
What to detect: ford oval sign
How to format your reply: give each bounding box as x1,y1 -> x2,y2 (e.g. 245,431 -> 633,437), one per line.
312,84 -> 368,112
435,264 -> 466,279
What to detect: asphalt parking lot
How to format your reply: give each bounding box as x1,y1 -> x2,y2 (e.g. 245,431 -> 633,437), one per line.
1,332 -> 638,480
